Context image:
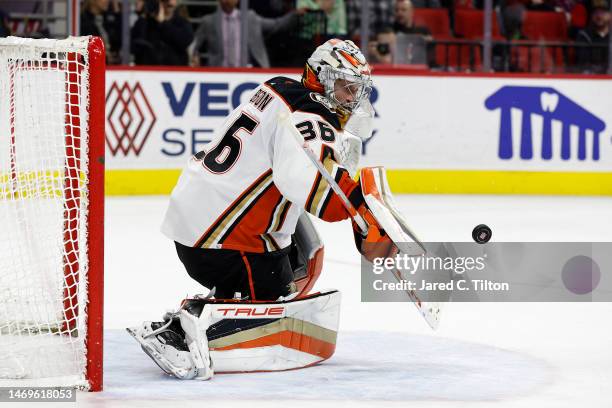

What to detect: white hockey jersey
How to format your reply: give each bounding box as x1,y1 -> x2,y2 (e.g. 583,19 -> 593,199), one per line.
161,77 -> 364,253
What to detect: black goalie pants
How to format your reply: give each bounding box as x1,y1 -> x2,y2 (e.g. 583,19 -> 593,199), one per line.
174,242 -> 296,301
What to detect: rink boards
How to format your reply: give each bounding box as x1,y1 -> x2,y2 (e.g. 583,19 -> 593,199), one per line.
102,68 -> 612,195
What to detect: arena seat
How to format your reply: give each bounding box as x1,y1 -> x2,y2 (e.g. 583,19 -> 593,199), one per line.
569,3 -> 588,33
521,11 -> 568,41
413,8 -> 451,38
510,40 -> 567,73
513,11 -> 567,72
412,9 -> 453,69
454,9 -> 503,40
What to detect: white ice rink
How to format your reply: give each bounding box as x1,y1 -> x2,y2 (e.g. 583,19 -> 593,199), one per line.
75,194 -> 612,408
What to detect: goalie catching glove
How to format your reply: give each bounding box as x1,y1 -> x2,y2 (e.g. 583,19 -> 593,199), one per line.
353,203 -> 398,262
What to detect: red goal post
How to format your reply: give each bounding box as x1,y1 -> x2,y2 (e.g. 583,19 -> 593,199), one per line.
0,36 -> 105,391
85,35 -> 105,393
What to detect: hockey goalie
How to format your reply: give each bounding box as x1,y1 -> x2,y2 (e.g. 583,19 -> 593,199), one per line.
127,39 -> 407,380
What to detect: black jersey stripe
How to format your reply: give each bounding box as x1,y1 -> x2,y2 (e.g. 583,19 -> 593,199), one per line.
275,200 -> 292,231
305,146 -> 336,215
264,194 -> 285,233
318,166 -> 347,218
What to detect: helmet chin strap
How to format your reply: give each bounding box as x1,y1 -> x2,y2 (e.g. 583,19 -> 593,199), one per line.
336,108 -> 351,128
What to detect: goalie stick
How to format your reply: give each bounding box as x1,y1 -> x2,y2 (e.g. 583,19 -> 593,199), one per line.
361,167 -> 442,330
279,111 -> 442,330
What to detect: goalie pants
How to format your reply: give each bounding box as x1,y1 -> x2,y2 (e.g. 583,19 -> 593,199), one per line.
174,242 -> 296,301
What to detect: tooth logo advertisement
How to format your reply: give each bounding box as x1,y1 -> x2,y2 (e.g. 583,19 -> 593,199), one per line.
485,86 -> 606,161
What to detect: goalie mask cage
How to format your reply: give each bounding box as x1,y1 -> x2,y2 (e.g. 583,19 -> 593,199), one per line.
0,36 -> 104,391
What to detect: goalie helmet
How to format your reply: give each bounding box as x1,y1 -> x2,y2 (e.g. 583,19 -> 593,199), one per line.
302,39 -> 373,121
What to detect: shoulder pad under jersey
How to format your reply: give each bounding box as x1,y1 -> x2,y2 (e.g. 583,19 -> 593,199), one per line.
264,76 -> 342,131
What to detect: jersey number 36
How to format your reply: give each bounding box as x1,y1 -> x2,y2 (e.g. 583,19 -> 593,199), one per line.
296,120 -> 336,143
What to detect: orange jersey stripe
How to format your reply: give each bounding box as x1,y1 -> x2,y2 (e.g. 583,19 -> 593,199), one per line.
320,169 -> 360,222
195,169 -> 272,248
219,183 -> 284,252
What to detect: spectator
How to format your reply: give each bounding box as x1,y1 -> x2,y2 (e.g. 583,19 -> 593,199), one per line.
368,26 -> 397,64
131,0 -> 194,65
368,1 -> 433,66
549,1 -> 589,38
0,9 -> 9,38
501,0 -> 561,41
576,0 -> 610,73
392,0 -> 432,65
250,0 -> 292,17
81,0 -> 122,63
133,0 -> 145,23
192,0 -> 302,68
297,0 -> 348,37
346,0 -> 393,40
500,0 -> 526,39
394,0 -> 432,36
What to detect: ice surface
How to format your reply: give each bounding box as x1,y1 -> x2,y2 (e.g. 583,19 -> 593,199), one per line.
97,329 -> 548,401
77,195 -> 612,407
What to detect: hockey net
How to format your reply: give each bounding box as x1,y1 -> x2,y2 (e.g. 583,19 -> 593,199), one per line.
0,36 -> 104,391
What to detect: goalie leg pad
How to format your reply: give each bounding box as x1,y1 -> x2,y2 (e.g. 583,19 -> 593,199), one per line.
202,290 -> 341,373
128,291 -> 341,377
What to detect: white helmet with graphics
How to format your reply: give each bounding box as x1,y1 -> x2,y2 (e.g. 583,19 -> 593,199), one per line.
302,39 -> 375,177
303,39 -> 373,119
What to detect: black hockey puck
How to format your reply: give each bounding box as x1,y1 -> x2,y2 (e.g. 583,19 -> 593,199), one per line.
472,224 -> 492,244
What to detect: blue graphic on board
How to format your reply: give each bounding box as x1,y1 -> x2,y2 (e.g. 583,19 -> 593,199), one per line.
485,86 -> 606,161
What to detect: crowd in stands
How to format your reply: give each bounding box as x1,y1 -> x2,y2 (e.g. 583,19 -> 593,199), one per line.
81,0 -> 123,63
0,0 -> 609,73
0,9 -> 9,38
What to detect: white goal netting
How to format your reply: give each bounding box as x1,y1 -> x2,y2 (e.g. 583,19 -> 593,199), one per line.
0,37 -> 98,389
